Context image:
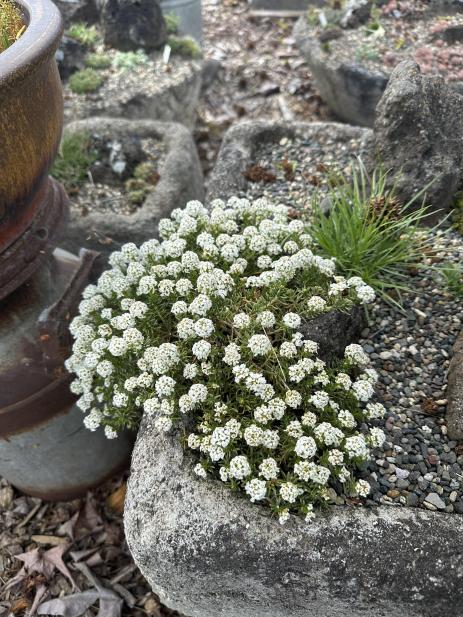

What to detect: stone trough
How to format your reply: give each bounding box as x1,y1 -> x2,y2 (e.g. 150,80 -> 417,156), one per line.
125,416 -> 463,617
63,58 -> 202,128
294,2 -> 463,127
207,119 -> 372,204
61,117 -> 204,259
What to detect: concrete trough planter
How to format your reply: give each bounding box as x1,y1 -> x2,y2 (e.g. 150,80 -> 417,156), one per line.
293,17 -> 388,128
0,0 -> 69,299
293,4 -> 463,128
0,248 -> 134,500
63,59 -> 202,129
60,117 -> 204,258
207,119 -> 372,204
125,416 -> 463,617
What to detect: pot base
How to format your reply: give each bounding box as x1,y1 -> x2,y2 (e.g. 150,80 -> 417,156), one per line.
0,176 -> 69,301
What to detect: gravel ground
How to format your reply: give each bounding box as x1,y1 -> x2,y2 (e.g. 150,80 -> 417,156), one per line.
359,231 -> 463,513
237,131 -> 368,210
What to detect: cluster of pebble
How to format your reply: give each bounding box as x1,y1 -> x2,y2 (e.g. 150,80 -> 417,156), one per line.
360,232 -> 463,513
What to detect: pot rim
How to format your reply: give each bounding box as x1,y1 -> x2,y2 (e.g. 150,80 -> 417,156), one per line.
0,0 -> 63,88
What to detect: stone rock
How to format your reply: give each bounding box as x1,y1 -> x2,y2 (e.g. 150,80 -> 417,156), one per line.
56,35 -> 88,82
60,117 -> 204,259
100,0 -> 167,52
424,492 -> 446,510
54,0 -> 99,26
125,416 -> 463,617
446,330 -> 463,439
339,0 -> 372,28
373,61 -> 463,222
302,306 -> 366,362
207,119 -> 372,202
293,16 -> 388,127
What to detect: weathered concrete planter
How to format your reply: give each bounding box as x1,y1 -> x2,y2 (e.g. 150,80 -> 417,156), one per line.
293,17 -> 388,127
0,0 -> 69,299
446,329 -> 463,440
294,12 -> 463,127
0,248 -> 134,500
125,416 -> 463,617
207,119 -> 372,203
61,117 -> 204,258
63,60 -> 202,129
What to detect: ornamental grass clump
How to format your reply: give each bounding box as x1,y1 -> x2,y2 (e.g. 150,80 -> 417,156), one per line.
66,197 -> 385,522
311,163 -> 436,305
0,0 -> 24,52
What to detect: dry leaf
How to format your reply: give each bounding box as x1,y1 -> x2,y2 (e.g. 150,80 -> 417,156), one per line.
105,484 -> 126,515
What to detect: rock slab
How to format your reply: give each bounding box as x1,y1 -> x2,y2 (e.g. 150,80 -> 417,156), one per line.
100,0 -> 167,51
374,60 -> 463,221
125,415 -> 463,617
447,329 -> 463,439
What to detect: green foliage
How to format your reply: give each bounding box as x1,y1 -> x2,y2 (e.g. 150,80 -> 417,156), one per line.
69,68 -> 103,94
85,52 -> 112,69
310,163 -> 437,305
51,132 -> 96,191
436,262 -> 463,298
0,0 -> 24,52
133,161 -> 160,185
164,12 -> 180,34
112,49 -> 149,70
67,22 -> 100,47
452,190 -> 463,234
167,35 -> 202,58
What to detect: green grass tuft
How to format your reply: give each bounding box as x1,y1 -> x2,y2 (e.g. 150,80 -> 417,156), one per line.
164,12 -> 180,34
67,22 -> 100,47
310,161 -> 439,306
167,35 -> 202,58
112,49 -> 149,70
51,132 -> 97,191
69,68 -> 103,94
0,0 -> 24,52
85,51 -> 112,69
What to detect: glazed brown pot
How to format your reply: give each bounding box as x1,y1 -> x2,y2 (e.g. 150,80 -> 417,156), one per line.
0,0 -> 68,300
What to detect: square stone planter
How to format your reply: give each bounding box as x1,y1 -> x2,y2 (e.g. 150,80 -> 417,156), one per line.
206,119 -> 372,205
125,415 -> 463,617
59,117 -> 204,259
64,59 -> 202,129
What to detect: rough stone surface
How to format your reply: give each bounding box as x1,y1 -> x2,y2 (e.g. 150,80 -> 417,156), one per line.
54,0 -> 99,26
293,16 -> 388,127
373,60 -> 463,221
447,329 -> 463,439
61,118 -> 204,258
125,416 -> 463,617
64,60 -> 202,129
207,120 -> 372,203
100,0 -> 167,52
302,306 -> 365,362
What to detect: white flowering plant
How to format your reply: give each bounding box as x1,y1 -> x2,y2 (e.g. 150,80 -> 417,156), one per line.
66,197 -> 385,522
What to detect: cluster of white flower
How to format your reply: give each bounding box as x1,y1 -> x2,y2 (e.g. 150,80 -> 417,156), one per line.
67,197 -> 385,522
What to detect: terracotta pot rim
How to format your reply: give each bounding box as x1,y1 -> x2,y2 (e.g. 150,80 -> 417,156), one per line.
0,0 -> 63,88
